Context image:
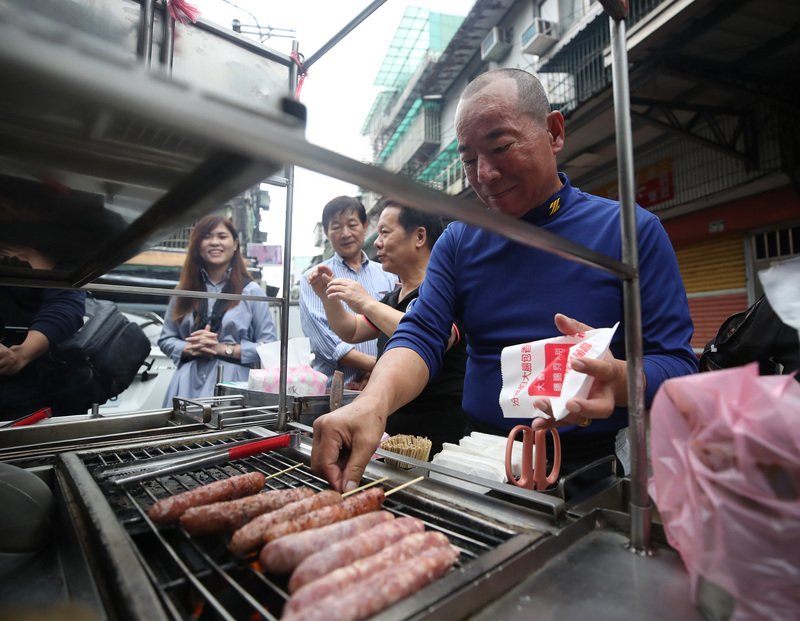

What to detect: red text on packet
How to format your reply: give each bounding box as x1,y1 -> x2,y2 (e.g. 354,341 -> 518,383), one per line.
528,343 -> 571,397
510,344 -> 533,407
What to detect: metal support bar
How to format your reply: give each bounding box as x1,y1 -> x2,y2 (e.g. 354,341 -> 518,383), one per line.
0,22 -> 636,282
138,0 -> 155,66
606,12 -> 652,555
159,4 -> 175,71
277,41 -> 301,432
304,0 -> 389,69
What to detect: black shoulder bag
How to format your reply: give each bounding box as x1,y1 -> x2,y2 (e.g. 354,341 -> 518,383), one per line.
41,297 -> 152,411
699,295 -> 799,376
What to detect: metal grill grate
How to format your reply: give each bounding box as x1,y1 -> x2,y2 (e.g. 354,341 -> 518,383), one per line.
73,432 -> 521,620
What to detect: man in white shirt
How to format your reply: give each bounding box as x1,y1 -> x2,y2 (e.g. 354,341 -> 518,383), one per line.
299,196 -> 398,389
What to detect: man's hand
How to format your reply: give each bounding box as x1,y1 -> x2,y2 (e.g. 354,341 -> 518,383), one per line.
345,371 -> 371,391
311,398 -> 388,492
531,313 -> 627,430
307,265 -> 334,299
0,330 -> 49,376
325,278 -> 373,315
0,343 -> 25,375
311,348 -> 429,491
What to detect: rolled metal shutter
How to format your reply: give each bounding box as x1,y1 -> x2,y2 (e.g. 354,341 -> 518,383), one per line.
675,235 -> 749,352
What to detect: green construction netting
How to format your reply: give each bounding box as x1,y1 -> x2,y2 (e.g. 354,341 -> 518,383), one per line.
366,7 -> 464,166
375,98 -> 422,164
372,7 -> 463,91
415,138 -> 459,186
361,89 -> 397,136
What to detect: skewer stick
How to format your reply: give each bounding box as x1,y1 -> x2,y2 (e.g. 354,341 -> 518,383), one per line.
342,476 -> 389,497
264,462 -> 303,481
385,475 -> 424,497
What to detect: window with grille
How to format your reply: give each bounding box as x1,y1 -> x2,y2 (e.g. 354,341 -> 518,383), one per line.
753,224 -> 800,261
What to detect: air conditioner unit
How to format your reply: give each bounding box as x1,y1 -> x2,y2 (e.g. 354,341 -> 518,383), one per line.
520,18 -> 559,56
480,26 -> 511,62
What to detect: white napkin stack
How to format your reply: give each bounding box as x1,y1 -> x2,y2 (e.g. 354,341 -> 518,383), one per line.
429,431 -> 523,493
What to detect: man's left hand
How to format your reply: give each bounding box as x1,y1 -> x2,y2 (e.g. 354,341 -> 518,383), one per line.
531,313 -> 627,430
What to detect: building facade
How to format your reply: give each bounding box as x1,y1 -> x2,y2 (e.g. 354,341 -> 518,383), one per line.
361,0 -> 800,353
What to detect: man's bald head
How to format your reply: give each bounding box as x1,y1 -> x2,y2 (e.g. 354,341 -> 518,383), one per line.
459,68 -> 551,125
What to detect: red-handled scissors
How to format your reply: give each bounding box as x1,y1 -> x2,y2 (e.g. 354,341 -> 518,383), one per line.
505,425 -> 561,491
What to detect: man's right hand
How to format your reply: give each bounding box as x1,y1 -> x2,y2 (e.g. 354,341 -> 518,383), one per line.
324,278 -> 373,315
312,348 -> 430,491
307,264 -> 334,299
311,397 -> 388,492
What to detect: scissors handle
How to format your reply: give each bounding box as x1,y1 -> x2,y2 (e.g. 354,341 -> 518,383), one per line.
505,425 -> 561,491
543,428 -> 561,489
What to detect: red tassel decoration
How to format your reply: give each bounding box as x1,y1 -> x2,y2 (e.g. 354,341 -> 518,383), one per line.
167,0 -> 200,24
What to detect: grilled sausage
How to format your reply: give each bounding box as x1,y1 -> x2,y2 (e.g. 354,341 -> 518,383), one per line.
179,486 -> 315,535
228,489 -> 342,557
147,471 -> 265,525
260,510 -> 393,574
262,487 -> 384,544
281,542 -> 459,621
288,516 -> 425,593
283,530 -> 451,616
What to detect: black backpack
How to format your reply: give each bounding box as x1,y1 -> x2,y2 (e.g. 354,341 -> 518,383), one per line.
41,297 -> 152,410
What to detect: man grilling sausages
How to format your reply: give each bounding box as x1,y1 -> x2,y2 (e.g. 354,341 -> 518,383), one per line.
310,68 -> 697,495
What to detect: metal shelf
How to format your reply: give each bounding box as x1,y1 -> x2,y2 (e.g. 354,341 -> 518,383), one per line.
0,6 -> 306,287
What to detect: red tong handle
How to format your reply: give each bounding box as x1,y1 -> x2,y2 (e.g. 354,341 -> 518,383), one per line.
228,434 -> 291,460
6,407 -> 52,428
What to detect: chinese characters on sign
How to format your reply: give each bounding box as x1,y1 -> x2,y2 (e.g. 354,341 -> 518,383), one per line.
591,157 -> 674,209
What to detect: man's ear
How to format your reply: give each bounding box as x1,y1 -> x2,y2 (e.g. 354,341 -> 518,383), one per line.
546,110 -> 565,153
416,228 -> 426,246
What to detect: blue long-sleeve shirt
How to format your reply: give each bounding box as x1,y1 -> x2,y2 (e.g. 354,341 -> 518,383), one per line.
387,174 -> 698,436
0,286 -> 85,346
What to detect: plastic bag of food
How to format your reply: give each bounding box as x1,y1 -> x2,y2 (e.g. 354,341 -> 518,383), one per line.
648,364 -> 800,621
248,337 -> 327,397
499,323 -> 618,420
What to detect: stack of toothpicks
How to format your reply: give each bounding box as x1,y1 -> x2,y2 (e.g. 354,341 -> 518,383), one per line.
380,435 -> 432,469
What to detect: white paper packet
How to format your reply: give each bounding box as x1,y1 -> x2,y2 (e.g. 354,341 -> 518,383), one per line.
499,323 -> 619,421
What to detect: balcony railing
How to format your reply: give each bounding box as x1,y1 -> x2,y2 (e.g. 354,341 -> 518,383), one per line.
537,0 -> 669,114
380,100 -> 442,175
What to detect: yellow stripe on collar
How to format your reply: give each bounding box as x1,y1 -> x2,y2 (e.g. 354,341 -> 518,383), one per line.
548,197 -> 561,216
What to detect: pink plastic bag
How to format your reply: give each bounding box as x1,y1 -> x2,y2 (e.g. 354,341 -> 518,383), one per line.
649,364 -> 800,621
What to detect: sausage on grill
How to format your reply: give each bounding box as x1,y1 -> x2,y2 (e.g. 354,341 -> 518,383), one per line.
260,510 -> 393,574
179,486 -> 314,535
147,471 -> 266,525
281,542 -> 459,621
283,530 -> 450,615
262,487 -> 385,544
288,515 -> 425,593
228,489 -> 342,557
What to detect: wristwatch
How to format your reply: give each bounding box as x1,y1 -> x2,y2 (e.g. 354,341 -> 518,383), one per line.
224,344 -> 234,357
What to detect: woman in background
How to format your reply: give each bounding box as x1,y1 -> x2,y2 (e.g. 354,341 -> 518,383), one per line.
159,214 -> 276,405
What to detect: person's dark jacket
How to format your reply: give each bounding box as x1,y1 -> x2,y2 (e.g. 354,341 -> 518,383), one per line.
1,287 -> 86,347
0,286 -> 86,418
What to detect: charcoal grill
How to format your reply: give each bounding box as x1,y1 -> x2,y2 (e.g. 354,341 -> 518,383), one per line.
0,427 -> 549,620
